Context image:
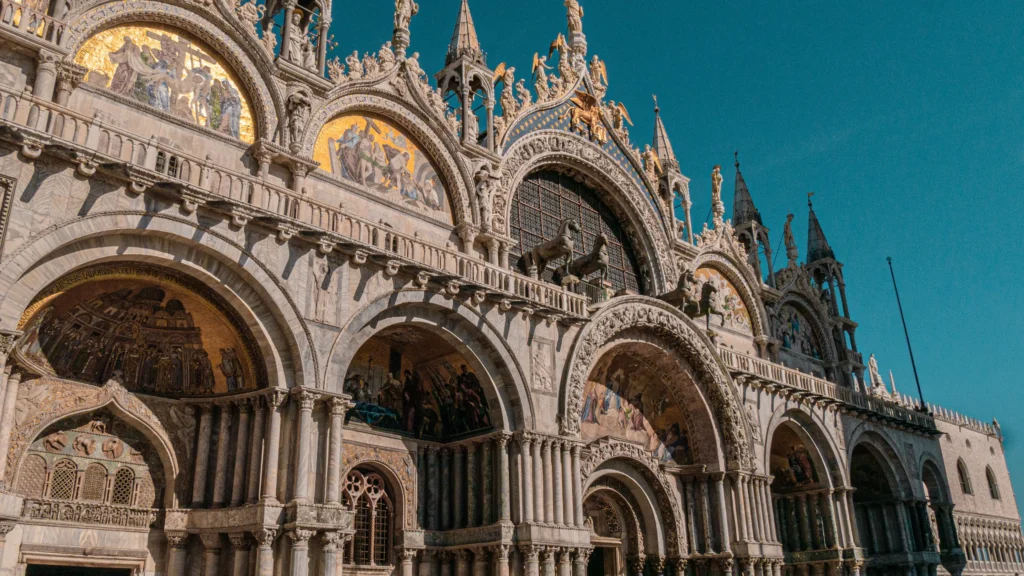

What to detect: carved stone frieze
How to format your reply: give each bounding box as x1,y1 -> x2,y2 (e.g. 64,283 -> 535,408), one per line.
22,498 -> 159,530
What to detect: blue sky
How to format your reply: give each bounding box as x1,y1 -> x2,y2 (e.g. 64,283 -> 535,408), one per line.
328,1 -> 1024,506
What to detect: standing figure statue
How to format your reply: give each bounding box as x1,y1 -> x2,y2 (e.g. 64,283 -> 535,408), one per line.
285,11 -> 305,65
533,53 -> 552,102
287,91 -> 311,152
711,164 -> 725,226
784,213 -> 798,266
565,0 -> 584,35
395,0 -> 418,30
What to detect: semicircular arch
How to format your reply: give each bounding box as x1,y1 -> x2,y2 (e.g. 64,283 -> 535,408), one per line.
691,251 -> 770,339
775,290 -> 838,364
848,426 -> 915,500
763,406 -> 847,489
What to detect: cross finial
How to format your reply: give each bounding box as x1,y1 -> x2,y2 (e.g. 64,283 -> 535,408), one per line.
808,191 -> 815,208
653,94 -> 659,114
734,150 -> 739,168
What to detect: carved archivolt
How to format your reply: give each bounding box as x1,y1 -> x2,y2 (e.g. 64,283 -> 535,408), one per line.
560,297 -> 753,470
301,93 -> 474,229
497,131 -> 676,294
342,443 -> 416,529
65,0 -> 282,140
8,377 -> 181,507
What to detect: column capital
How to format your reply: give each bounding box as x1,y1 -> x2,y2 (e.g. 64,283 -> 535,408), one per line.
496,433 -> 511,449
228,532 -> 250,550
320,531 -> 342,551
268,389 -> 289,408
558,548 -> 573,563
329,396 -> 351,415
296,389 -> 320,411
253,528 -> 278,549
575,548 -> 593,563
0,330 -> 21,362
199,533 -> 222,549
520,544 -> 540,561
288,528 -> 315,546
234,398 -> 252,414
494,544 -> 511,560
400,548 -> 419,561
455,549 -> 471,561
166,531 -> 189,549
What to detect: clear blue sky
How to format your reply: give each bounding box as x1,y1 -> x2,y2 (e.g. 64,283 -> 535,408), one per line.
329,1 -> 1024,506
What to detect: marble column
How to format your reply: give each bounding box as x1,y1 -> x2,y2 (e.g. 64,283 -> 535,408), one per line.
522,437 -> 535,523
230,402 -> 252,506
201,534 -> 222,576
823,491 -> 840,549
262,391 -> 288,503
558,549 -> 572,576
0,369 -> 22,484
320,533 -> 341,576
741,476 -> 754,541
246,397 -> 267,504
473,548 -> 488,576
254,529 -> 278,576
533,439 -> 545,522
229,534 -> 250,576
212,403 -> 233,507
699,478 -> 712,553
467,443 -> 478,527
808,493 -> 822,550
418,447 -> 427,529
543,440 -> 554,523
498,436 -> 511,521
765,482 -> 779,542
455,550 -> 471,576
495,545 -> 511,576
166,533 -> 189,576
326,398 -> 347,505
454,446 -> 465,528
482,440 -> 493,524
401,549 -> 418,576
572,549 -> 590,576
552,440 -> 564,525
714,475 -> 732,553
845,491 -> 862,547
796,494 -> 810,551
571,445 -> 583,527
523,546 -> 540,576
294,391 -> 318,504
441,448 -> 452,529
192,405 -> 214,507
561,445 -> 573,525
541,548 -> 556,576
290,529 -> 313,576
441,551 -> 453,576
427,447 -> 440,530
420,551 -> 436,576
894,502 -> 912,552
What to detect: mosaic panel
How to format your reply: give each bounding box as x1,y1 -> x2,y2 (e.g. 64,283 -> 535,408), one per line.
776,303 -> 823,360
693,267 -> 753,335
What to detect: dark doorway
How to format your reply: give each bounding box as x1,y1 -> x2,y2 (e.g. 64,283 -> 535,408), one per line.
587,547 -> 608,576
26,565 -> 132,576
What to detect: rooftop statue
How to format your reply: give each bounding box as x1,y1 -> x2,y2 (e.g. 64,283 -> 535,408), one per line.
784,213 -> 798,266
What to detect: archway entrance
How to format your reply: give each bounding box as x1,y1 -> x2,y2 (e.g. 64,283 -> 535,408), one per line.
583,489 -> 636,576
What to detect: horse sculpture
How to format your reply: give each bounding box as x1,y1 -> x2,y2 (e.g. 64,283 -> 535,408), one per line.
554,233 -> 609,285
522,219 -> 580,278
660,269 -> 726,326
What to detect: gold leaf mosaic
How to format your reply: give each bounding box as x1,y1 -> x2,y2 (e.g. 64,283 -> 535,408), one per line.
75,24 -> 255,143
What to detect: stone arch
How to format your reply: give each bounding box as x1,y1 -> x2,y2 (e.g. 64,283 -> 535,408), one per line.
9,378 -> 181,509
584,485 -> 644,561
775,291 -> 838,364
63,0 -> 282,141
327,289 -> 533,432
920,457 -> 951,504
691,251 -> 770,339
584,458 -> 677,558
561,296 -> 752,470
763,407 -> 847,489
497,131 -> 677,295
848,428 -> 914,499
301,92 -> 474,229
0,212 -> 314,390
341,445 -> 416,530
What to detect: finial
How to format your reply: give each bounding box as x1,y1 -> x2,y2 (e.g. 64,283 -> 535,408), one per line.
734,150 -> 739,169
807,191 -> 815,208
653,94 -> 659,114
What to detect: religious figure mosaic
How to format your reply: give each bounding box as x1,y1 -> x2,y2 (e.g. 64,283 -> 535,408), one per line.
314,114 -> 450,220
16,276 -> 256,396
344,328 -> 490,439
580,352 -> 693,465
776,304 -> 822,359
693,267 -> 752,334
75,24 -> 256,143
770,427 -> 820,490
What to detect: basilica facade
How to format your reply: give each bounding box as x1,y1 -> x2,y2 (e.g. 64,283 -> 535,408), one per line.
0,1 -> 1017,575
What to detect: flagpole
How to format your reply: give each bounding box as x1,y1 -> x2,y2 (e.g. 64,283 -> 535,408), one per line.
887,257 -> 928,412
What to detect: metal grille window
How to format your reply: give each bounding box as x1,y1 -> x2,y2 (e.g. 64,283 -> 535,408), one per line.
16,455 -> 46,499
509,171 -> 642,295
48,459 -> 78,501
80,463 -> 107,502
344,469 -> 393,567
111,467 -> 135,505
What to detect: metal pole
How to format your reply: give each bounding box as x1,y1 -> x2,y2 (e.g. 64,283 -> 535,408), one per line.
887,257 -> 927,412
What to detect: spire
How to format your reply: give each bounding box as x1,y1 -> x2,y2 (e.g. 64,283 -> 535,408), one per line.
732,152 -> 762,226
652,96 -> 679,172
446,0 -> 485,66
806,193 -> 836,262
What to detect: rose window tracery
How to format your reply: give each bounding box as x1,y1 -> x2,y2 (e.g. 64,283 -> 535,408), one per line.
342,468 -> 394,567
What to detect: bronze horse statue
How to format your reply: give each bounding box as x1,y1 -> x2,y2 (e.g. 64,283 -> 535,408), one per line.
521,219 -> 580,278
554,232 -> 609,285
660,269 -> 726,326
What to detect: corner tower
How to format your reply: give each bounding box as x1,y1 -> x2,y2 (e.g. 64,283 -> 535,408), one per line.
436,0 -> 497,151
652,99 -> 692,243
732,153 -> 774,285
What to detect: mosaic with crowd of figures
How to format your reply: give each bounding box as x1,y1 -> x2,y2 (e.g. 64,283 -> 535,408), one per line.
776,303 -> 823,359
580,350 -> 692,465
693,267 -> 752,334
343,327 -> 491,439
770,426 -> 821,491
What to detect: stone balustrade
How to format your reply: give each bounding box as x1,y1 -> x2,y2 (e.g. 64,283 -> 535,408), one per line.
0,86 -> 590,321
0,0 -> 66,48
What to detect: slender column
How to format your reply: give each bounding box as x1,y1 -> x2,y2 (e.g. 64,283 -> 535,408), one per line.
201,534 -> 222,576
289,529 -> 314,576
766,482 -> 779,542
473,548 -> 488,576
541,548 -> 556,576
543,440 -> 554,523
0,367 -> 21,484
917,502 -> 935,550
417,447 -> 427,528
552,440 -> 564,525
808,493 -> 822,550
573,549 -> 591,576
212,403 -> 233,507
482,440 -> 493,524
455,550 -> 471,576
320,533 -> 341,576
685,478 -> 699,553
509,437 -> 521,523
229,534 -> 251,576
700,477 -> 712,552
522,437 -> 535,523
441,448 -> 452,529
454,446 -> 465,528
796,494 -> 811,550
823,491 -> 840,549
561,445 -> 573,524
262,391 -> 288,503
533,439 -> 545,522
467,443 -> 478,527
741,476 -> 755,541
401,549 -> 417,576
441,551 -> 452,576
558,549 -> 572,576
166,533 -> 189,576
254,529 -> 278,576
279,1 -> 297,63
191,405 -> 214,507
845,491 -> 862,547
714,474 -> 732,552
293,391 -> 318,504
523,546 -> 540,576
326,398 -> 347,505
419,550 -> 436,576
495,545 -> 511,576
427,447 -> 440,530
729,475 -> 743,543
230,402 -> 252,506
894,502 -> 912,552
498,436 -> 511,521
571,445 -> 583,527
246,397 -> 267,504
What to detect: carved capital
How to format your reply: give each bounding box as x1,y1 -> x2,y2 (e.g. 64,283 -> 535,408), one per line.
288,528 -> 315,545
329,396 -> 351,416
297,390 -> 320,411
268,390 -> 289,408
320,531 -> 342,551
199,533 -> 222,549
166,531 -> 189,549
253,528 -> 278,548
0,330 -> 21,361
228,533 -> 250,550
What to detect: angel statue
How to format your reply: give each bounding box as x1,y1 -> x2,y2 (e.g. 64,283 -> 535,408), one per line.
590,55 -> 608,94
565,0 -> 584,35
235,0 -> 265,33
608,100 -> 632,134
533,53 -> 552,102
642,145 -> 662,183
345,51 -> 363,80
395,0 -> 418,30
515,79 -> 533,110
784,213 -> 798,266
549,33 -> 568,60
494,63 -> 518,120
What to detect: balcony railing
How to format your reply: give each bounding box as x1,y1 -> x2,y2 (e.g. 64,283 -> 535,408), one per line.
0,86 -> 590,320
0,0 -> 66,47
718,347 -> 937,431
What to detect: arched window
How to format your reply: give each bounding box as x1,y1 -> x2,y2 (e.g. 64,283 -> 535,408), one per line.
48,459 -> 78,500
111,467 -> 135,505
343,469 -> 394,567
986,467 -> 1000,500
957,459 -> 973,495
80,463 -> 108,502
16,455 -> 46,499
